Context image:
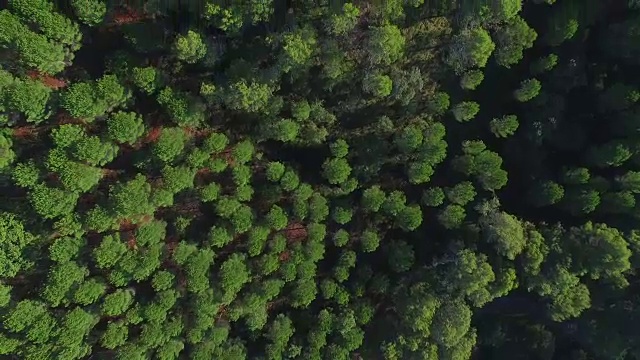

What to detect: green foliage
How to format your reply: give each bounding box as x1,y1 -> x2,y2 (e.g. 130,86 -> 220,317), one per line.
362,73 -> 393,97
445,181 -> 477,205
0,213 -> 35,278
529,180 -> 565,206
153,128 -> 187,163
494,16 -> 537,68
481,211 -> 525,260
530,53 -> 558,74
281,27 -> 317,71
6,78 -> 51,123
30,184 -> 79,219
131,66 -> 159,94
72,135 -> 118,166
0,10 -> 66,74
0,134 -> 15,170
387,240 -> 414,273
447,27 -> 496,73
422,187 -> 445,207
107,111 -> 145,145
367,25 -> 405,65
460,70 -> 484,90
427,92 -> 451,115
109,174 -> 155,218
452,101 -> 480,122
157,87 -> 205,127
322,157 -> 352,185
220,254 -> 250,303
222,80 -> 274,113
490,115 -> 519,138
326,3 -> 360,36
61,75 -> 129,119
438,205 -> 466,229
101,289 -> 135,316
70,0 -> 105,26
174,31 -> 207,63
514,78 -> 541,102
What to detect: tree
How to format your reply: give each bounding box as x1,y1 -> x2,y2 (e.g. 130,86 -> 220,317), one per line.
322,157 -> 351,185
0,10 -> 66,74
0,213 -> 35,278
281,26 -> 317,70
394,125 -> 423,153
30,184 -> 79,219
10,0 -> 81,46
530,53 -> 558,74
72,136 -> 118,166
382,190 -> 406,216
529,180 -> 565,206
58,161 -> 103,193
447,27 -> 496,73
617,171 -> 640,193
332,206 -> 353,225
427,92 -> 450,115
101,289 -> 135,316
588,141 -> 633,167
266,205 -> 288,230
561,167 -> 590,185
153,128 -> 186,163
222,81 -> 274,113
438,205 -> 466,229
387,240 -> 414,273
494,16 -> 537,68
562,188 -> 600,215
326,3 -> 360,36
490,115 -> 519,138
431,300 -> 472,347
367,25 -> 405,65
108,111 -> 145,145
219,254 -> 250,303
330,139 -> 349,158
70,0 -> 106,26
395,205 -> 423,231
544,5 -> 579,46
452,101 -> 480,122
42,260 -> 88,306
443,249 -> 495,307
360,229 -> 381,252
6,78 -> 51,123
232,140 -> 255,164
132,66 -> 159,94
174,30 -> 206,63
422,187 -> 445,207
0,140 -> 10,171
362,73 -> 393,97
514,78 -> 541,102
460,70 -> 484,90
446,182 -> 477,206
360,185 -> 386,212
536,267 -> 591,321
481,211 -> 526,260
265,314 -> 294,359
157,87 -> 205,127
568,222 -> 631,284
3,299 -> 58,344
12,161 -> 40,188
474,150 -> 509,191
61,75 -> 129,119
407,161 -> 434,184
390,66 -> 424,105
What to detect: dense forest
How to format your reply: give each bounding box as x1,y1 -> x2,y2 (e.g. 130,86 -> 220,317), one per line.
3,0 -> 640,359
